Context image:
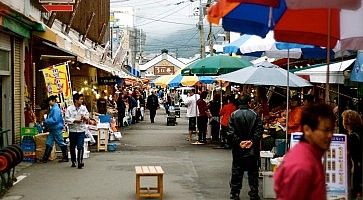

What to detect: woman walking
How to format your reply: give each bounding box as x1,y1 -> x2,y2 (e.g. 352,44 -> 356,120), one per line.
342,110 -> 362,199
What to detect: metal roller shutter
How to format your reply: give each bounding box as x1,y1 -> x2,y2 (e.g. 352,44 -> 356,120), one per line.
0,32 -> 11,51
13,37 -> 22,144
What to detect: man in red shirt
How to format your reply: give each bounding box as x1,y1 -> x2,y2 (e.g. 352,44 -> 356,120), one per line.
219,95 -> 237,148
274,104 -> 336,200
287,95 -> 303,134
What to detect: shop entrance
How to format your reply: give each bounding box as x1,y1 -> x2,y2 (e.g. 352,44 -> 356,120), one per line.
0,77 -> 2,128
0,75 -> 12,143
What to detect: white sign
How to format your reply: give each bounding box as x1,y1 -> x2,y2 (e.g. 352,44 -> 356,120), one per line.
326,134 -> 348,200
290,133 -> 348,200
39,0 -> 75,3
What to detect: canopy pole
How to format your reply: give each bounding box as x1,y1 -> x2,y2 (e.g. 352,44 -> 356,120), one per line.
325,9 -> 331,103
33,62 -> 36,113
285,49 -> 290,153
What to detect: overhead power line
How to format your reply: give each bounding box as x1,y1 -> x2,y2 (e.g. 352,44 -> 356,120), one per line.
135,15 -> 195,25
135,3 -> 191,27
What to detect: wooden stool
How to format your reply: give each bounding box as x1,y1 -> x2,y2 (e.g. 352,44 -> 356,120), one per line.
135,166 -> 164,200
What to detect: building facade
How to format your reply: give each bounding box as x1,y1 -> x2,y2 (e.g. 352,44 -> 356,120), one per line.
139,52 -> 186,81
110,7 -> 146,70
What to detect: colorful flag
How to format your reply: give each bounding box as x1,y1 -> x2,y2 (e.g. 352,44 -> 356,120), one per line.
351,51 -> 363,82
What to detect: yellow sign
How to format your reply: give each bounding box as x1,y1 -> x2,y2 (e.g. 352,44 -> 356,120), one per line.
42,63 -> 73,106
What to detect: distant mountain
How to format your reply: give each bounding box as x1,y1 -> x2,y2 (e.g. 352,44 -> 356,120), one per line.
144,26 -> 224,58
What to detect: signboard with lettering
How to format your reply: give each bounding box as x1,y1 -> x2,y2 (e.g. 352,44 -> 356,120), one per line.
42,4 -> 73,12
98,76 -> 122,85
154,66 -> 174,75
290,133 -> 348,200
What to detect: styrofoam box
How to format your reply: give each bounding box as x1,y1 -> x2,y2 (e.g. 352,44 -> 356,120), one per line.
262,171 -> 276,199
97,123 -> 110,129
68,150 -> 91,159
260,151 -> 274,158
65,138 -> 91,152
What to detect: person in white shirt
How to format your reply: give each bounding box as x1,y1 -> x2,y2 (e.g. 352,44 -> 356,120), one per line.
65,93 -> 89,169
185,89 -> 199,143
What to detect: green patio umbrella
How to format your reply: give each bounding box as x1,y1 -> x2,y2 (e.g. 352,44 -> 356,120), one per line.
181,55 -> 253,76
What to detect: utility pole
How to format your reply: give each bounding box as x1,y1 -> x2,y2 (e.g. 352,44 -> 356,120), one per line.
208,23 -> 214,56
110,12 -> 114,58
199,0 -> 206,58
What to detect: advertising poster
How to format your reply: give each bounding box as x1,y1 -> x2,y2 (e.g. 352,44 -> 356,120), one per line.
42,63 -> 73,106
290,133 -> 348,200
326,134 -> 348,200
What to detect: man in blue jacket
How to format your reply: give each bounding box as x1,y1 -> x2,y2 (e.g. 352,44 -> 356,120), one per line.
41,95 -> 68,163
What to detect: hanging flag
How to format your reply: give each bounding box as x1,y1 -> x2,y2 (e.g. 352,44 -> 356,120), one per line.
42,63 -> 73,106
351,51 -> 363,82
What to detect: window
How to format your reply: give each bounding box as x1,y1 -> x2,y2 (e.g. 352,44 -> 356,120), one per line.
0,50 -> 9,71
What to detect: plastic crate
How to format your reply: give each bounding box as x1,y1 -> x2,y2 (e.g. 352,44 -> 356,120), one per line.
99,115 -> 111,123
21,127 -> 38,136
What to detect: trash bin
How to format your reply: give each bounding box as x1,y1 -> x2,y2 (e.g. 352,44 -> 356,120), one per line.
275,139 -> 286,157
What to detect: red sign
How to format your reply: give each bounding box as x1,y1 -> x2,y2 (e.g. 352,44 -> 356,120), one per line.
42,4 -> 74,12
39,0 -> 75,3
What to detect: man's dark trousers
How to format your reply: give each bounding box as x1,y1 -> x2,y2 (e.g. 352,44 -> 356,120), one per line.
230,156 -> 259,200
150,109 -> 156,123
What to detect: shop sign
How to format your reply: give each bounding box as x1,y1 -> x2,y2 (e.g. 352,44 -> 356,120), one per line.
98,76 -> 122,85
39,0 -> 75,3
154,66 -> 174,75
290,133 -> 348,200
42,4 -> 74,12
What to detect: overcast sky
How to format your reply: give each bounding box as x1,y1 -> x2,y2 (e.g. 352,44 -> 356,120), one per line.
110,0 -> 200,37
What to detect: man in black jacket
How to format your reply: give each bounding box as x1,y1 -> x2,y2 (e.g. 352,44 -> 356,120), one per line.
227,95 -> 263,200
146,90 -> 159,123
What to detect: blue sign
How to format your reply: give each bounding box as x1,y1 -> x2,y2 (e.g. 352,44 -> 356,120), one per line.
351,51 -> 363,82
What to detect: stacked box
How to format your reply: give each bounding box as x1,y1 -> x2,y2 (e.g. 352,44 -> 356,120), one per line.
97,128 -> 108,151
66,138 -> 91,159
21,136 -> 36,163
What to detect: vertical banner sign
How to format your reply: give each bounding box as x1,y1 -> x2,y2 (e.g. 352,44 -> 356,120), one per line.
326,134 -> 348,200
42,64 -> 73,106
290,133 -> 348,200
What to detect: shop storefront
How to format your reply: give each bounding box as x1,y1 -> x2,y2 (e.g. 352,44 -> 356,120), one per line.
0,2 -> 45,144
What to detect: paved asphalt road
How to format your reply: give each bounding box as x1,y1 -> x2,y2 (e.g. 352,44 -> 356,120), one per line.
1,108 -> 267,200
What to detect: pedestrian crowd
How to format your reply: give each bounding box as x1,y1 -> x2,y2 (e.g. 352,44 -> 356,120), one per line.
36,85 -> 362,199
175,88 -> 362,200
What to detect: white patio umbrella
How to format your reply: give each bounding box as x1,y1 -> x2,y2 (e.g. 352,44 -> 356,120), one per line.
217,61 -> 312,87
217,61 -> 312,148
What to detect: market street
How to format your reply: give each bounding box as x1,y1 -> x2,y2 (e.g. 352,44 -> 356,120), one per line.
1,108 -> 264,200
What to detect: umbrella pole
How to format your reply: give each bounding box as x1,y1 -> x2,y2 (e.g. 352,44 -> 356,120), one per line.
285,49 -> 290,154
325,8 -> 331,103
195,85 -> 198,142
219,81 -> 223,144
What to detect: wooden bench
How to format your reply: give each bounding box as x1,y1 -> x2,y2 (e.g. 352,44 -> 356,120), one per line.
135,166 -> 164,200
